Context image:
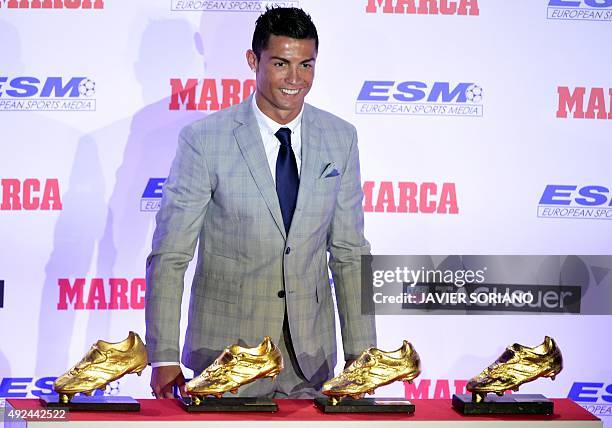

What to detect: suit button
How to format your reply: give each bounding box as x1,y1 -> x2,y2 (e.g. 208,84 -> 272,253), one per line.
285,247 -> 291,255
277,290 -> 286,298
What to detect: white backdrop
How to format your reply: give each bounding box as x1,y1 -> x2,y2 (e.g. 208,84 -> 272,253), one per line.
0,0 -> 611,423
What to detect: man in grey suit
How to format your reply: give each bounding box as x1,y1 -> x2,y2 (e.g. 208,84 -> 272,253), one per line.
146,7 -> 376,399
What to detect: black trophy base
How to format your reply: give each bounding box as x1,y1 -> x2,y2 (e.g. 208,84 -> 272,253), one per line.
452,393 -> 554,415
40,395 -> 140,411
314,397 -> 415,413
180,397 -> 278,412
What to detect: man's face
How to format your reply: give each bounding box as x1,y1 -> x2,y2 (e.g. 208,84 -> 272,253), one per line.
247,35 -> 317,124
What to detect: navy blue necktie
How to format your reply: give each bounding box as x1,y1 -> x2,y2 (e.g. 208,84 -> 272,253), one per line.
275,127 -> 299,234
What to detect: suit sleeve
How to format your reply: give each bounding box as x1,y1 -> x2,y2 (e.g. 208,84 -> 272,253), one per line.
327,126 -> 377,361
145,123 -> 211,364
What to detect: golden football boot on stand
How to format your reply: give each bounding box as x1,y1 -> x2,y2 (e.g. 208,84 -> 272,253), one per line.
185,336 -> 283,405
53,331 -> 148,404
467,336 -> 563,403
322,340 -> 421,405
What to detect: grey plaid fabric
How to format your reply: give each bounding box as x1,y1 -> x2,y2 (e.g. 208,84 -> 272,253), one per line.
145,95 -> 376,386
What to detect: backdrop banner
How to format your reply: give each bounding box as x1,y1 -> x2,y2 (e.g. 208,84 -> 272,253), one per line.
0,0 -> 610,423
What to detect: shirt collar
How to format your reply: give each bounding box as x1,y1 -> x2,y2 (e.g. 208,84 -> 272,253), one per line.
251,93 -> 303,136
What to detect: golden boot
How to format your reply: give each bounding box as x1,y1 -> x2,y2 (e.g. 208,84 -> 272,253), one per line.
185,336 -> 283,404
467,336 -> 563,403
322,340 -> 421,405
53,331 -> 148,403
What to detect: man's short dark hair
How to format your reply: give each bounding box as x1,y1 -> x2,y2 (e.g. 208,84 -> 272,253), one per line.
252,7 -> 318,60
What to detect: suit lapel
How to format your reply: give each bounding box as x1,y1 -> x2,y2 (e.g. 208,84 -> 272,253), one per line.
290,104 -> 321,235
233,98 -> 286,239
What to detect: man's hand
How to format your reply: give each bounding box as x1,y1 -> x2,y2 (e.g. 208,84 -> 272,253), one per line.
150,365 -> 187,399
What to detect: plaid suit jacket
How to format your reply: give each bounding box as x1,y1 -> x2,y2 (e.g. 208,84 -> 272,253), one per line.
145,95 -> 376,381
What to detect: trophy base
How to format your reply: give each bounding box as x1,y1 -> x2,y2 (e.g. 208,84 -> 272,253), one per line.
39,395 -> 140,411
314,397 -> 415,413
180,397 -> 278,412
452,393 -> 554,415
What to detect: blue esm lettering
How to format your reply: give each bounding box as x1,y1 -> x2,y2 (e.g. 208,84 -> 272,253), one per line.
142,178 -> 166,198
539,185 -> 612,206
568,382 -> 612,403
358,81 -> 472,103
0,377 -> 107,398
0,77 -> 85,98
0,377 -> 55,398
549,0 -> 612,7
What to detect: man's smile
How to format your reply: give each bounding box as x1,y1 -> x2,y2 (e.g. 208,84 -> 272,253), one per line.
280,88 -> 301,95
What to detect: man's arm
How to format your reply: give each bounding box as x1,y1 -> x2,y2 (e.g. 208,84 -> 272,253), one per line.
145,123 -> 211,395
327,126 -> 376,362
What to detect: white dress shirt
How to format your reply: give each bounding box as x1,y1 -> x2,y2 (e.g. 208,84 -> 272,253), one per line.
251,93 -> 303,181
151,95 -> 304,369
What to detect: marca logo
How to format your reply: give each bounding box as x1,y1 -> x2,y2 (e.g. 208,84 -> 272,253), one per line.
0,76 -> 96,111
171,0 -> 298,11
141,178 -> 165,212
356,81 -> 483,117
556,87 -> 612,119
1,179 -> 62,211
547,0 -> 612,21
169,78 -> 255,111
0,0 -> 104,8
141,179 -> 460,215
366,0 -> 479,15
363,181 -> 459,214
404,379 -> 469,399
57,278 -> 146,310
538,185 -> 612,220
568,382 -> 612,417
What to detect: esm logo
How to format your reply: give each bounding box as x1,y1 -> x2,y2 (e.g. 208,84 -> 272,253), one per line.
0,377 -> 115,398
141,178 -> 165,212
547,0 -> 612,21
0,76 -> 96,111
171,0 -> 299,12
0,377 -> 56,398
0,0 -> 104,8
568,382 -> 612,417
365,0 -> 479,15
537,185 -> 612,220
556,87 -> 612,119
356,81 -> 483,117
